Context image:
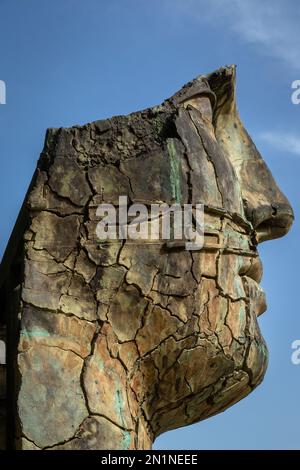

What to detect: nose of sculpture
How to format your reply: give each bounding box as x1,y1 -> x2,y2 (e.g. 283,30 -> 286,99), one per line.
222,110 -> 294,244
208,65 -> 294,243
240,154 -> 294,243
249,201 -> 294,243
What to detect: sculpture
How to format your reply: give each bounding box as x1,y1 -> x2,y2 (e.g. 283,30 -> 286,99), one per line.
0,65 -> 293,450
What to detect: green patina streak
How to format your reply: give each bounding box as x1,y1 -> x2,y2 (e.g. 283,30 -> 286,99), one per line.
234,276 -> 245,298
97,357 -> 105,372
114,388 -> 126,428
121,430 -> 132,450
20,327 -> 51,339
167,139 -> 181,203
114,384 -> 132,449
258,342 -> 269,358
239,305 -> 246,322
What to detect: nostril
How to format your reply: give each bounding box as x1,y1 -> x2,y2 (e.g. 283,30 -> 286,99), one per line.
271,204 -> 278,216
244,203 -> 294,243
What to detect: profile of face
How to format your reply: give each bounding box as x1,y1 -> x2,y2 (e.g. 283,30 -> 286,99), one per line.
18,66 -> 293,450
83,65 -> 293,440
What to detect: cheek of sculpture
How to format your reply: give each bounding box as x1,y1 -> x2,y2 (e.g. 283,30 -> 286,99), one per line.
112,234 -> 268,437
108,104 -> 270,435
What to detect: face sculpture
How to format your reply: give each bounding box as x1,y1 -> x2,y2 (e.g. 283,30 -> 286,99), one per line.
16,66 -> 293,450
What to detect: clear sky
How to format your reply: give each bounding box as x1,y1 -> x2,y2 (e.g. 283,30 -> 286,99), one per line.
0,0 -> 299,450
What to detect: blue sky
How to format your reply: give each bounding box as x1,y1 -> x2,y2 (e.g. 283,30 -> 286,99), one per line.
0,0 -> 299,449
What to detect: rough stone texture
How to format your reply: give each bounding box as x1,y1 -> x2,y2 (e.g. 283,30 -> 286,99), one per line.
18,345 -> 88,448
0,65 -> 294,449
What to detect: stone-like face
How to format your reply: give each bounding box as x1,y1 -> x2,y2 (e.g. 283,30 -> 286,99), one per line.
117,99 -> 266,435
98,79 -> 292,436
16,66 -> 293,449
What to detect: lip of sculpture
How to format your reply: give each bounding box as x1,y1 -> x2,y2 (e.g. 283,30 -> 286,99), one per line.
239,256 -> 267,317
240,255 -> 263,283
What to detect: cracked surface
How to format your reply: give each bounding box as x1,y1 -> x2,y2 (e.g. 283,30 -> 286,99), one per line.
11,65 -> 293,450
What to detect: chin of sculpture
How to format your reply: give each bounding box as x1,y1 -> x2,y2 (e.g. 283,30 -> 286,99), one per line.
0,65 -> 293,450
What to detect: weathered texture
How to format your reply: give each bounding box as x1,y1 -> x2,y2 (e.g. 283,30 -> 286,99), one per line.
0,65 -> 293,450
18,345 -> 88,448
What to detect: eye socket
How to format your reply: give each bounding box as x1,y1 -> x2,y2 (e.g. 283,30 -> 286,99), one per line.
183,95 -> 213,122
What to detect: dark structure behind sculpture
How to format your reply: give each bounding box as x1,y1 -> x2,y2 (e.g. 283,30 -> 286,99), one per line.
0,66 -> 293,450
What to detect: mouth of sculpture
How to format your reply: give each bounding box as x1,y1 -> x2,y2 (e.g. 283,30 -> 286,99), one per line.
239,256 -> 267,317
